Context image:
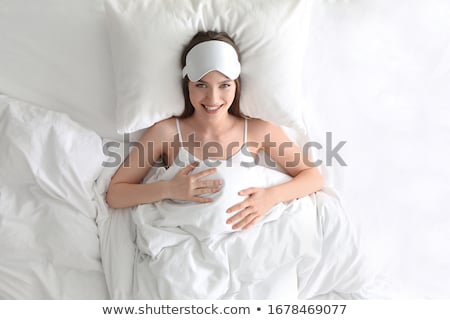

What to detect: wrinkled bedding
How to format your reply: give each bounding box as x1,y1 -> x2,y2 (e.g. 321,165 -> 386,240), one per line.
0,94 -> 377,299
96,144 -> 377,299
0,95 -> 109,299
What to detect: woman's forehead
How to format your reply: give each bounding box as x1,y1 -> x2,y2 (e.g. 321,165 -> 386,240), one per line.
197,71 -> 231,83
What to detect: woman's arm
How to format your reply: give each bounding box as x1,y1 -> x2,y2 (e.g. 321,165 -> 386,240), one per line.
261,122 -> 324,202
106,165 -> 221,209
106,122 -> 167,209
226,120 -> 324,229
106,119 -> 222,209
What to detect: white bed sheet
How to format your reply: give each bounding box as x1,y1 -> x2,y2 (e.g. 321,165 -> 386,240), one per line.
95,147 -> 380,300
0,95 -> 109,299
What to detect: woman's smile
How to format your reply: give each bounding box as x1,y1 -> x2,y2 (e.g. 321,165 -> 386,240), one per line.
188,70 -> 236,117
202,104 -> 223,113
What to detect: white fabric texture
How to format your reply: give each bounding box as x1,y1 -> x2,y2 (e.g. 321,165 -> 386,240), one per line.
95,144 -> 374,299
301,0 -> 450,299
134,144 -> 291,242
104,0 -> 310,133
0,95 -> 108,299
130,147 -> 372,299
1,0 -> 449,301
0,95 -> 105,216
182,41 -> 241,81
0,0 -> 118,140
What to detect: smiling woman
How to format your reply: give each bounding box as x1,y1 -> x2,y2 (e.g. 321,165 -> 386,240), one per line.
102,30 -> 375,300
179,31 -> 243,119
188,71 -> 237,116
106,31 -> 324,226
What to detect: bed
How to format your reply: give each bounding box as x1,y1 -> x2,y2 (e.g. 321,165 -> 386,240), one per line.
1,0 -> 449,300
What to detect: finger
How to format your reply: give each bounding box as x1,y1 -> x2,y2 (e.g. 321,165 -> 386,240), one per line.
226,200 -> 249,214
226,206 -> 254,225
178,161 -> 199,175
226,189 -> 256,213
191,196 -> 213,203
192,187 -> 221,196
194,179 -> 223,188
192,167 -> 217,179
237,187 -> 256,196
232,212 -> 258,230
241,215 -> 262,230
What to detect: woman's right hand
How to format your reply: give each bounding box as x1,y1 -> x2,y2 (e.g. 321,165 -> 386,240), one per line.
168,162 -> 222,203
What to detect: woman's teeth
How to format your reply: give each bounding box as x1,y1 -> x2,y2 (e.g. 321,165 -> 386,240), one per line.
204,105 -> 221,111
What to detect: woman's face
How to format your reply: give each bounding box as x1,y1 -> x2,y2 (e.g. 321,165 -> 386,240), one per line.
188,71 -> 236,117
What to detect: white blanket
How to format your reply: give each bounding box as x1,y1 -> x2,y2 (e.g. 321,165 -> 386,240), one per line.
97,152 -> 378,299
0,93 -> 379,299
0,95 -> 108,299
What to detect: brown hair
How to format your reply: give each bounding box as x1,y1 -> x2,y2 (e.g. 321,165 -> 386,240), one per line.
178,31 -> 244,119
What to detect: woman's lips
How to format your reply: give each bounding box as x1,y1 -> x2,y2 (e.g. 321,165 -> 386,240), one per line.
202,105 -> 223,113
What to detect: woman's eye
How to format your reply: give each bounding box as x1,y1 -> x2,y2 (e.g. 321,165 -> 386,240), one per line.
220,83 -> 231,88
195,83 -> 207,88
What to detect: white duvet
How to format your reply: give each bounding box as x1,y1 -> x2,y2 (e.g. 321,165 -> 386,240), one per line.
0,94 -> 378,299
97,145 -> 378,300
0,95 -> 108,299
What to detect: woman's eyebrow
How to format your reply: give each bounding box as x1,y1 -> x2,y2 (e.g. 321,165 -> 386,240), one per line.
197,79 -> 232,84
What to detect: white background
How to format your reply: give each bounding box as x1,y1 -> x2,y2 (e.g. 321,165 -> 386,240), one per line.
303,0 -> 450,298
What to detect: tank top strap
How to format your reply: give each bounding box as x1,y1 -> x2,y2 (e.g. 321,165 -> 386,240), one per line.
243,118 -> 248,144
175,118 -> 183,145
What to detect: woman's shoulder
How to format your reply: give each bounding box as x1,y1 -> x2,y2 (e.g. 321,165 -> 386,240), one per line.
141,117 -> 178,142
247,118 -> 292,148
247,118 -> 281,135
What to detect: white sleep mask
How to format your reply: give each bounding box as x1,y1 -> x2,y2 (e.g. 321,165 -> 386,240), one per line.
182,40 -> 241,81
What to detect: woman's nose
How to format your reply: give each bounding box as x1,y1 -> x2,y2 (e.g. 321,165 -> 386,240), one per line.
205,88 -> 220,103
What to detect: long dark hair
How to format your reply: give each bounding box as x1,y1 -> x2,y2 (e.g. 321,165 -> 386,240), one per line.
179,31 -> 244,119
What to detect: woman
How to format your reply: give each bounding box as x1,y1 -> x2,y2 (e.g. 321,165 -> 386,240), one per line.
106,31 -> 323,231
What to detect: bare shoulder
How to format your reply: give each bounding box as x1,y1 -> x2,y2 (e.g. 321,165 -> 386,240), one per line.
247,118 -> 284,140
140,117 -> 178,143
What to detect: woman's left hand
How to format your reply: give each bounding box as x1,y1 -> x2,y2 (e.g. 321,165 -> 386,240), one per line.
226,187 -> 277,230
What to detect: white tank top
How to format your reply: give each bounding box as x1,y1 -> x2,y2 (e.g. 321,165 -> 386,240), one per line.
172,117 -> 253,168
135,118 -> 291,241
147,118 -> 265,238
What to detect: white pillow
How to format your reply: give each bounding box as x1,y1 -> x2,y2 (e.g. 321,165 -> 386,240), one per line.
0,95 -> 106,218
104,0 -> 311,134
0,0 -> 118,140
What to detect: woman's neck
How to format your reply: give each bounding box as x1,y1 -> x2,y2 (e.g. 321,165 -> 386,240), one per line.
187,113 -> 240,138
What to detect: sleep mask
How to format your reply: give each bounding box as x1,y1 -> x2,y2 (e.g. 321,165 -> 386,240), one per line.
182,40 -> 241,81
